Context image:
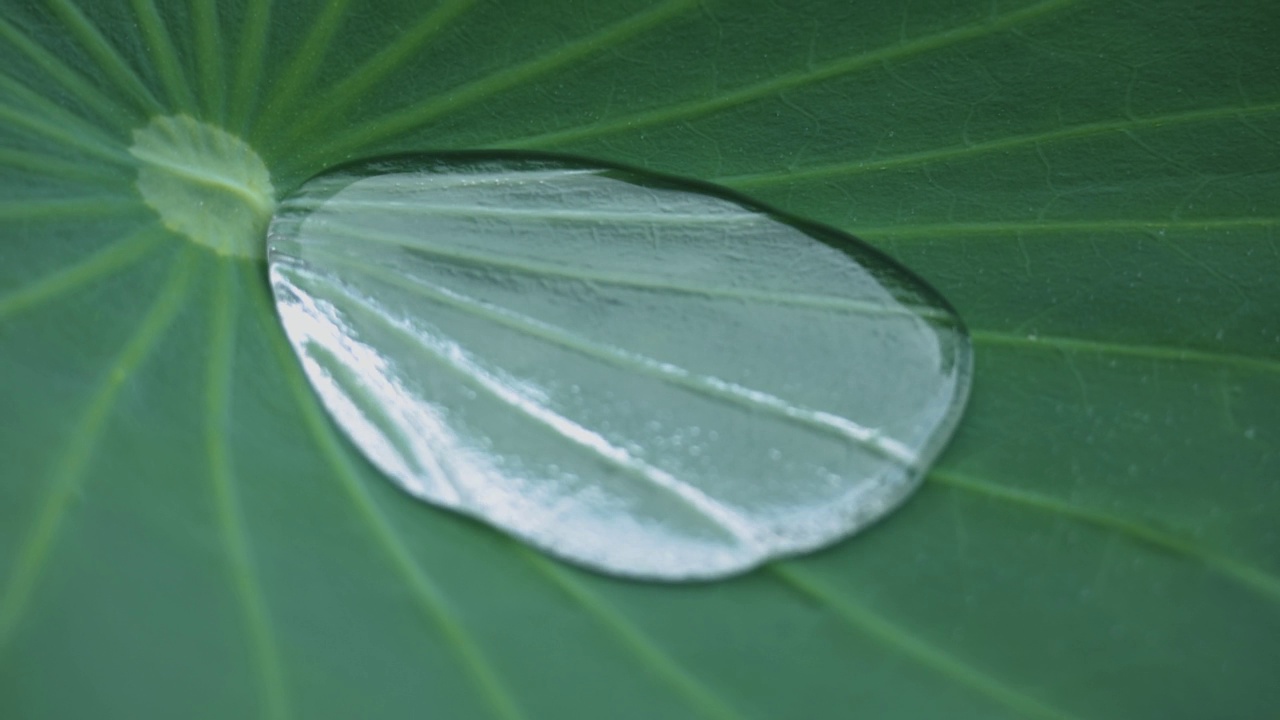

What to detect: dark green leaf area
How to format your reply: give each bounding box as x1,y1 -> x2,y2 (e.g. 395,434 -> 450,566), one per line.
1,0 -> 1277,718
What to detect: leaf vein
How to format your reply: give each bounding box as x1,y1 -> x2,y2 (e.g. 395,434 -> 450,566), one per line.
972,329 -> 1280,375
0,225 -> 165,319
302,254 -> 919,465
193,0 -> 226,119
130,0 -> 199,114
286,0 -> 701,173
248,0 -> 353,143
720,101 -> 1280,188
0,15 -> 140,132
43,0 -> 163,114
494,0 -> 1079,151
247,270 -> 526,720
930,470 -> 1280,602
306,269 -> 761,544
228,0 -> 273,132
275,0 -> 479,146
518,549 -> 746,720
0,197 -> 139,222
0,72 -> 134,165
208,263 -> 291,720
0,246 -> 192,652
308,220 -> 951,321
769,563 -> 1081,720
856,217 -> 1280,240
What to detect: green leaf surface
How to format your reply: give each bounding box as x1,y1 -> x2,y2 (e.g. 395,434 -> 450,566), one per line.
1,0 -> 1276,718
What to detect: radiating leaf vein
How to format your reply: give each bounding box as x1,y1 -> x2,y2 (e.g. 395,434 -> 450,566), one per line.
192,0 -> 226,119
517,549 -> 745,720
307,270 -> 762,544
929,470 -> 1280,603
0,245 -> 191,652
247,270 -> 526,720
130,0 -> 199,114
0,15 -> 140,133
286,0 -> 702,172
972,330 -> 1280,375
42,0 -> 163,114
719,101 -> 1280,188
493,0 -> 1078,151
306,221 -> 953,322
769,562 -> 1080,720
207,263 -> 290,720
0,72 -> 134,165
272,0 -> 479,145
248,0 -> 353,143
858,217 -> 1280,240
0,197 -> 139,222
0,147 -> 123,184
0,226 -> 164,319
302,255 -> 920,465
228,0 -> 272,132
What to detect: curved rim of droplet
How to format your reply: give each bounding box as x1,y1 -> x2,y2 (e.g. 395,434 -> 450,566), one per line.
267,148 -> 975,582
278,149 -> 969,322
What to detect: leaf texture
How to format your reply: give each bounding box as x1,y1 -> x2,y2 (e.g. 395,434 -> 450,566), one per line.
0,0 -> 1277,718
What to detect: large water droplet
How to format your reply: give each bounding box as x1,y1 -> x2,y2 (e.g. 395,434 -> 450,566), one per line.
267,153 -> 972,580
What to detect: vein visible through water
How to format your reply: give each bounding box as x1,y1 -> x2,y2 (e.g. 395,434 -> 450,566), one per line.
253,268 -> 743,720
246,271 -> 526,720
299,254 -> 920,467
294,269 -> 763,547
307,218 -> 953,322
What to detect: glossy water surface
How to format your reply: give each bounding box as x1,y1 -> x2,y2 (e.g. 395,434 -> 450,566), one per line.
267,154 -> 972,580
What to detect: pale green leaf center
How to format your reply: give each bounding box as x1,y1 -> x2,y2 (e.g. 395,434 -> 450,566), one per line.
129,114 -> 275,258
